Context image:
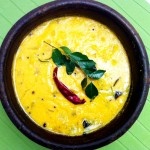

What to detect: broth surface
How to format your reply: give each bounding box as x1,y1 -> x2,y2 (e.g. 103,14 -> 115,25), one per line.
12,16 -> 130,136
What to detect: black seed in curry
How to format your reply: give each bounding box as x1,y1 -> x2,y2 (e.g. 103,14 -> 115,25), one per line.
32,91 -> 35,94
83,120 -> 91,128
26,106 -> 29,109
43,122 -> 47,128
114,91 -> 123,99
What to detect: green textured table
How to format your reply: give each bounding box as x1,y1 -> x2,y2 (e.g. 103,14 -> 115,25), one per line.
0,0 -> 150,150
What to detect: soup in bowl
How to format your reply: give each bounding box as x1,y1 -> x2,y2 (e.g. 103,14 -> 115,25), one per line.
0,0 -> 149,149
12,16 -> 130,136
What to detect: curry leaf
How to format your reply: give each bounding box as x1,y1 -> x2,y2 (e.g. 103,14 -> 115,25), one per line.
85,82 -> 98,100
65,60 -> 76,75
88,70 -> 106,79
82,68 -> 95,75
52,49 -> 66,66
77,60 -> 96,75
81,77 -> 87,89
69,52 -> 88,61
77,60 -> 96,70
60,46 -> 72,55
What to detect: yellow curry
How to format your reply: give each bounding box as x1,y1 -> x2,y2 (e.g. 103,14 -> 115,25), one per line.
12,16 -> 130,136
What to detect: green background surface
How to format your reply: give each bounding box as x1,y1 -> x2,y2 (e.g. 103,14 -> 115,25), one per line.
0,0 -> 150,149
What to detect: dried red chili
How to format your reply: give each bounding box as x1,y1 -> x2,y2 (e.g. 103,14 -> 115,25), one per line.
53,67 -> 86,104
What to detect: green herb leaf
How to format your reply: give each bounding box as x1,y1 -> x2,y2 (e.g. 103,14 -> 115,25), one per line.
88,70 -> 106,79
85,82 -> 98,100
69,52 -> 88,61
81,77 -> 87,89
81,68 -> 93,75
52,49 -> 66,66
60,46 -> 72,55
77,60 -> 96,75
78,60 -> 96,70
69,52 -> 99,77
65,60 -> 76,75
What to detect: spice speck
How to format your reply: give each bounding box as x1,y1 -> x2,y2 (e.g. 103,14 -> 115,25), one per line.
32,91 -> 35,94
114,91 -> 123,99
43,123 -> 47,128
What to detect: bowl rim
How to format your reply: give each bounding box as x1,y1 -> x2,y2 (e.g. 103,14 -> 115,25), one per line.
0,0 -> 149,149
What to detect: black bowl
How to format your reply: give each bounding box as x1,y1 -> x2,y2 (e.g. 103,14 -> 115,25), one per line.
0,0 -> 149,149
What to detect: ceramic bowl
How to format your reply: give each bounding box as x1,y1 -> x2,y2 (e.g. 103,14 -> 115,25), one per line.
0,0 -> 149,149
